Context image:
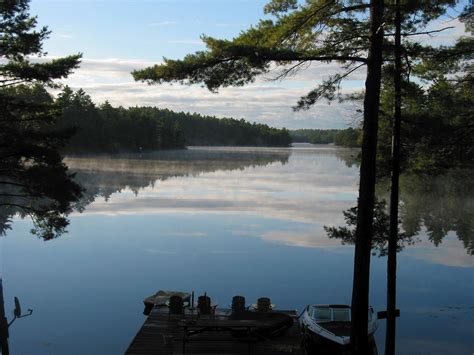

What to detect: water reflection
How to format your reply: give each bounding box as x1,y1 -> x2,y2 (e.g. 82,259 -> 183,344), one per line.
66,146 -> 361,250
0,279 -> 33,355
398,171 -> 473,255
2,146 -> 473,355
66,147 -> 290,203
325,170 -> 473,265
373,170 -> 473,266
2,146 -> 471,261
64,147 -> 473,259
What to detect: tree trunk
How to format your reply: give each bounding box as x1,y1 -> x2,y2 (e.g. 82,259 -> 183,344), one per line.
350,0 -> 384,354
386,1 -> 402,354
0,279 -> 10,355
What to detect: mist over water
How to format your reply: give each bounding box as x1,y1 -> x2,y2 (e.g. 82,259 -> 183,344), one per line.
2,146 -> 472,354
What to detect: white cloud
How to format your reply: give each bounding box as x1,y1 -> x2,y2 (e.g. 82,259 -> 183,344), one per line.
45,56 -> 363,129
407,18 -> 468,47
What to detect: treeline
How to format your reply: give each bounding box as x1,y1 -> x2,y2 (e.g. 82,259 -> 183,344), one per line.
290,128 -> 360,147
55,87 -> 184,152
54,86 -> 290,153
150,108 -> 291,147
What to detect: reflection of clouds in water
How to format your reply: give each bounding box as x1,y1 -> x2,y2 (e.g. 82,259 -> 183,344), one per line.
228,224 -> 348,249
66,146 -> 472,268
76,194 -> 354,220
69,147 -> 359,222
403,232 -> 473,268
68,147 -> 359,252
259,229 -> 347,249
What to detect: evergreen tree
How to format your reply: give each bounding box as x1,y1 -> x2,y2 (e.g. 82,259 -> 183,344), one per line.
55,87 -> 289,152
132,1 -> 463,352
0,0 -> 82,240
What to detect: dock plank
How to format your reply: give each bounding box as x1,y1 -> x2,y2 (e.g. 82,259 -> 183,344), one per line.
125,307 -> 304,354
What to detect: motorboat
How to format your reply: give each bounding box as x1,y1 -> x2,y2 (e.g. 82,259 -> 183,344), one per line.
300,304 -> 378,346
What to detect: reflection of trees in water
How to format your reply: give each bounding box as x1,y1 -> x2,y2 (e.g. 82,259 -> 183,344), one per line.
396,170 -> 473,255
334,151 -> 473,254
328,170 -> 473,255
291,145 -> 360,169
2,148 -> 290,239
334,148 -> 360,169
68,148 -> 291,211
378,170 -> 473,254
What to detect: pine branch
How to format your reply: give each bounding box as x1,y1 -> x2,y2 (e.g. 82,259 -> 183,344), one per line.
385,26 -> 455,37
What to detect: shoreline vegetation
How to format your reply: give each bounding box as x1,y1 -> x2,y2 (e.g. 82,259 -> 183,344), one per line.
9,83 -> 471,173
54,86 -> 293,152
22,84 -> 360,154
290,128 -> 360,147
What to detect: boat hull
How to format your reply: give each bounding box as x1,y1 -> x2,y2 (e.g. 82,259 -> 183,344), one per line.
300,305 -> 378,347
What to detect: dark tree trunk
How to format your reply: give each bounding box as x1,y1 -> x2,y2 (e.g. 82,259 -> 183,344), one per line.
386,1 -> 402,354
350,0 -> 384,354
0,279 -> 10,355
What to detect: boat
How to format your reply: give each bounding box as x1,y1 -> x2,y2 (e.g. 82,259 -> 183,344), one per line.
300,304 -> 378,347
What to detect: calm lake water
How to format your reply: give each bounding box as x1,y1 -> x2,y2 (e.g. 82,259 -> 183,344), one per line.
1,145 -> 473,354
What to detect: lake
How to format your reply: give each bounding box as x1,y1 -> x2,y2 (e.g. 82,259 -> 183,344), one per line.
1,145 -> 473,354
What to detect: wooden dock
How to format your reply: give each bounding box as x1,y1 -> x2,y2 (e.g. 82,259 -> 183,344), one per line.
125,307 -> 305,354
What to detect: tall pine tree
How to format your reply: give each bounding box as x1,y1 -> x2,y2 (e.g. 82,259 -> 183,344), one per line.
0,0 -> 82,240
132,1 -> 463,352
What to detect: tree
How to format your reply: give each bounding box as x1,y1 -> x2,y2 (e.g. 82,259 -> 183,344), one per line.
132,1 -> 462,352
1,2 -> 82,353
55,88 -> 289,152
0,0 -> 82,240
375,4 -> 473,174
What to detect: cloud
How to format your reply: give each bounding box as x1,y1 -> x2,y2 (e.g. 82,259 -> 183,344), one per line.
407,18 -> 468,47
43,56 -> 363,129
267,62 -> 367,83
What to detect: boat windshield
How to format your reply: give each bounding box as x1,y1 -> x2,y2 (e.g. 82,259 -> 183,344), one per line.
313,308 -> 332,321
311,307 -> 351,322
333,308 -> 350,322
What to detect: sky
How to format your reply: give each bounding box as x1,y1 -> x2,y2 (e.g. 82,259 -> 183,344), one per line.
30,0 -> 469,129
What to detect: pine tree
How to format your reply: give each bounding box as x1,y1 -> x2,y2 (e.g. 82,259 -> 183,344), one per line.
0,0 -> 83,240
132,1 -> 463,352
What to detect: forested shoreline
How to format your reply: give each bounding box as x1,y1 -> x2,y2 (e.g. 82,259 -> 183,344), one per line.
54,86 -> 291,152
56,85 -> 362,151
290,128 -> 360,147
8,83 -> 472,166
